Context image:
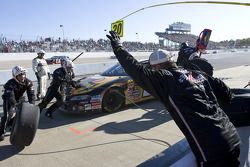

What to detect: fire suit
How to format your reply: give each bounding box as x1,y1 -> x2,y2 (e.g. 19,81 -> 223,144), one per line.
114,48 -> 240,166
0,78 -> 35,136
38,67 -> 76,116
177,46 -> 214,76
32,56 -> 50,99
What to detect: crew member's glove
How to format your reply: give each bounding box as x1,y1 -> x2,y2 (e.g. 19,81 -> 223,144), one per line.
70,80 -> 81,89
106,31 -> 122,52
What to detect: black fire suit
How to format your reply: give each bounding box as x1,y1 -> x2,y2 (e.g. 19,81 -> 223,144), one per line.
39,67 -> 76,116
114,48 -> 240,166
177,46 -> 214,76
177,46 -> 197,66
0,78 -> 35,136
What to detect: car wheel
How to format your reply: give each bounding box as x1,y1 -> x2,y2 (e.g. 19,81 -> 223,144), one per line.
102,88 -> 125,113
10,102 -> 40,147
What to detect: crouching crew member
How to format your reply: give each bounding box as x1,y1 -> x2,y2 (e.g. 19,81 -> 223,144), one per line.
38,59 -> 78,119
0,66 -> 35,141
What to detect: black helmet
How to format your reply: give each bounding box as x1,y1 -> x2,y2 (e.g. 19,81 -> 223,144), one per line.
180,42 -> 189,49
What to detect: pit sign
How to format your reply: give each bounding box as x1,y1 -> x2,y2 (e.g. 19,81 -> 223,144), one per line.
111,20 -> 124,37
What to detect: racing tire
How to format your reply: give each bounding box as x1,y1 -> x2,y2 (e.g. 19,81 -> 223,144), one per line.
189,58 -> 214,77
219,88 -> 250,127
102,88 -> 125,113
10,102 -> 40,147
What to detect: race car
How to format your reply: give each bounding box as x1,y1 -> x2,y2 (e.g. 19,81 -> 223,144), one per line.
60,60 -> 154,113
46,56 -> 70,65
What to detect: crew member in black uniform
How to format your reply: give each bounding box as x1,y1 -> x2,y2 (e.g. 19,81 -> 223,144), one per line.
38,59 -> 77,119
0,66 -> 35,141
107,31 -> 240,167
177,29 -> 214,76
177,42 -> 198,66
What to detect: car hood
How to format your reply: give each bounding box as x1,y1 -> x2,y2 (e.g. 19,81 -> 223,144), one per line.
72,74 -> 124,94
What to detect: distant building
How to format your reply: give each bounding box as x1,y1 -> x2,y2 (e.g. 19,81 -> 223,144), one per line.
166,22 -> 191,33
155,22 -> 192,49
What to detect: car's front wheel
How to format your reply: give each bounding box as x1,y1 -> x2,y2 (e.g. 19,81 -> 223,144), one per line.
102,88 -> 125,113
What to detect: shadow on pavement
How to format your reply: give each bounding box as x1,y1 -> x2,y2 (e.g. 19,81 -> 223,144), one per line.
38,100 -> 171,135
95,101 -> 173,134
0,144 -> 24,161
38,109 -> 107,129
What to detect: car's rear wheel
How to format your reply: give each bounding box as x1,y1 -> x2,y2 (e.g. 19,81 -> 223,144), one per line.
102,88 -> 125,113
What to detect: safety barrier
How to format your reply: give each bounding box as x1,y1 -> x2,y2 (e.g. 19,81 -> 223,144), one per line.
0,62 -> 116,85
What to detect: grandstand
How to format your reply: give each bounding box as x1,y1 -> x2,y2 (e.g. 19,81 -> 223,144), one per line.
155,22 -> 217,50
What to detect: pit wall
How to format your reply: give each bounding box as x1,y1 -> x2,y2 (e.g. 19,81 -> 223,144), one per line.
0,51 -> 151,85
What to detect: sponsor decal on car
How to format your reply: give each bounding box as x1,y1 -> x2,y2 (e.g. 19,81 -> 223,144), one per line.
84,104 -> 92,110
127,80 -> 142,101
91,102 -> 102,110
90,95 -> 101,102
79,101 -> 89,105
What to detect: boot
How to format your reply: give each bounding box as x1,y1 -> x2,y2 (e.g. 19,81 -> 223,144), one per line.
38,103 -> 45,113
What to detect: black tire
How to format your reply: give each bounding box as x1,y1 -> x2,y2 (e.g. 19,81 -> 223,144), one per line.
189,58 -> 214,76
10,102 -> 40,147
102,88 -> 125,113
219,90 -> 250,127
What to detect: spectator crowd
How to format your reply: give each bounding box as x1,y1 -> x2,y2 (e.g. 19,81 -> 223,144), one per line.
0,33 -> 246,53
0,36 -> 161,53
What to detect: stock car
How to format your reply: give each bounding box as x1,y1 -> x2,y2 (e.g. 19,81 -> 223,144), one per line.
60,60 -> 154,113
46,56 -> 70,64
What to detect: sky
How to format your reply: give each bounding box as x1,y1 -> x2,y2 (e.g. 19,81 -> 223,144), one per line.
1,0 -> 250,43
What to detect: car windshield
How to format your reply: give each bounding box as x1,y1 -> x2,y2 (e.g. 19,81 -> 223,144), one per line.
101,63 -> 128,76
101,60 -> 149,76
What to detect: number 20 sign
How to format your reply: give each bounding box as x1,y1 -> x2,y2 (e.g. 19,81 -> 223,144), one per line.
111,20 -> 124,37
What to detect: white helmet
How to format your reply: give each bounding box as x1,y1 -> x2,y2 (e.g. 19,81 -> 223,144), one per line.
61,59 -> 75,71
149,49 -> 174,65
37,49 -> 46,55
12,66 -> 27,83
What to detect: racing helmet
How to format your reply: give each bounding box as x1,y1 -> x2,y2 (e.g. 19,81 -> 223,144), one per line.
37,49 -> 46,56
61,59 -> 75,72
12,66 -> 27,83
149,49 -> 174,65
180,42 -> 189,49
